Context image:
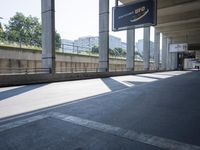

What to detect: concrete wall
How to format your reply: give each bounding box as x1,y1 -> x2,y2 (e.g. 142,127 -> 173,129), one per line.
0,46 -> 155,74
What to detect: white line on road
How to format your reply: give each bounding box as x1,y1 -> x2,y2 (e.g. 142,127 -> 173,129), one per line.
0,114 -> 49,132
51,112 -> 200,150
0,111 -> 199,150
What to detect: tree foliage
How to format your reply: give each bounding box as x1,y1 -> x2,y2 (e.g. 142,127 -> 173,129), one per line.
91,45 -> 99,53
3,12 -> 61,48
0,22 -> 4,41
91,46 -> 127,57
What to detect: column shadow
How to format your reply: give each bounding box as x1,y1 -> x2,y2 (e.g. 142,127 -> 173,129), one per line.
0,84 -> 48,101
136,75 -> 162,80
101,78 -> 128,91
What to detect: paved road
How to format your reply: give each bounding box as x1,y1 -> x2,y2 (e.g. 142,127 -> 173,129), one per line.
0,71 -> 200,150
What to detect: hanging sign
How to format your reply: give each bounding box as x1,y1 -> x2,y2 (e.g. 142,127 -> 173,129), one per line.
112,0 -> 157,31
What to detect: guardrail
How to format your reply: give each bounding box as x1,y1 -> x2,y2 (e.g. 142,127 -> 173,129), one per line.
0,68 -> 50,75
0,65 -> 157,75
0,67 -> 134,75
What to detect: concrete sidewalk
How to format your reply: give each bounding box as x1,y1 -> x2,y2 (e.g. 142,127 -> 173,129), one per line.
0,71 -> 200,150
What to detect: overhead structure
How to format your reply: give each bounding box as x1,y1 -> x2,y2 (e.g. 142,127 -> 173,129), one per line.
119,0 -> 200,50
112,0 -> 157,31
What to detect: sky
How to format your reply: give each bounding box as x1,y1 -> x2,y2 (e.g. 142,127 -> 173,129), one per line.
0,0 -> 155,43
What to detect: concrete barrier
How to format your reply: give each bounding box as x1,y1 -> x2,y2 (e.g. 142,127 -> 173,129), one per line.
0,70 -> 163,87
0,46 -> 156,73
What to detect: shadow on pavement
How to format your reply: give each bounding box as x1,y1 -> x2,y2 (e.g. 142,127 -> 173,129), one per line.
136,75 -> 162,80
0,84 -> 48,101
101,78 -> 127,91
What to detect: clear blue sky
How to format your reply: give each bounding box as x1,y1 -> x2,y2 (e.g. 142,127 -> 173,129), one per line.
0,0 -> 155,43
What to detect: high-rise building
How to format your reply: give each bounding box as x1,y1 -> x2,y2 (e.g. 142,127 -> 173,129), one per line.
77,36 -> 99,51
121,42 -> 127,50
109,35 -> 122,49
61,35 -> 127,53
61,39 -> 74,53
135,39 -> 154,59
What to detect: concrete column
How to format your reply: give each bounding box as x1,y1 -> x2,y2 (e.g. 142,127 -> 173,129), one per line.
161,35 -> 167,70
172,52 -> 178,70
126,30 -> 135,71
154,29 -> 160,70
167,38 -> 172,70
41,0 -> 55,74
171,53 -> 175,70
143,27 -> 150,71
168,39 -> 177,70
99,0 -> 109,72
174,53 -> 178,69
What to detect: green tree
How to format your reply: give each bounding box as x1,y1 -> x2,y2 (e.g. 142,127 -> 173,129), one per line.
55,32 -> 61,49
0,22 -> 4,41
91,45 -> 99,53
114,47 -> 126,56
4,12 -> 61,48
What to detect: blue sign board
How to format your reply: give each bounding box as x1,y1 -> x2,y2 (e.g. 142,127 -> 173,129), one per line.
112,0 -> 157,31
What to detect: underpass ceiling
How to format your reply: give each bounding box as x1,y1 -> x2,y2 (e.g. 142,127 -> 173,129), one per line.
119,0 -> 200,49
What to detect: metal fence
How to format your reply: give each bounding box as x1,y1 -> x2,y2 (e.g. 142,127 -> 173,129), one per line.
60,43 -> 92,54
0,68 -> 50,75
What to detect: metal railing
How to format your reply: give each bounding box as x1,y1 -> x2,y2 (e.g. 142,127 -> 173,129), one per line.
0,68 -> 50,75
60,43 -> 96,56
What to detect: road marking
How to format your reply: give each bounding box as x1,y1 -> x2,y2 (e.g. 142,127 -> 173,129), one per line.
0,114 -> 49,132
0,111 -> 199,150
51,112 -> 200,150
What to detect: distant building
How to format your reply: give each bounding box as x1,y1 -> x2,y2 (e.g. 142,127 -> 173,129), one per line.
77,35 -> 124,50
61,39 -> 74,53
136,39 -> 154,59
109,35 -> 122,49
76,36 -> 99,51
61,35 -> 127,53
121,42 -> 127,50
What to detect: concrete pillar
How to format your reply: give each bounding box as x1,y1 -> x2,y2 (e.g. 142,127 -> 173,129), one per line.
161,35 -> 167,70
167,38 -> 172,70
172,52 -> 178,70
126,30 -> 135,71
154,29 -> 160,70
168,39 -> 177,70
99,0 -> 109,72
171,53 -> 175,70
174,53 -> 178,69
143,27 -> 150,71
41,0 -> 55,74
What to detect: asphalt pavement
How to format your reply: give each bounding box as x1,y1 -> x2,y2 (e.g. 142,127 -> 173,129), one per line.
0,71 -> 200,150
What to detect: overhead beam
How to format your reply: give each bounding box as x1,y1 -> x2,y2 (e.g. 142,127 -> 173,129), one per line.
162,28 -> 200,36
157,0 -> 200,16
157,18 -> 200,28
158,9 -> 200,24
119,0 -> 198,9
163,30 -> 200,38
157,0 -> 198,9
156,22 -> 200,33
171,35 -> 200,44
157,9 -> 200,28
